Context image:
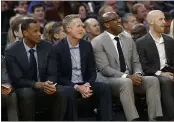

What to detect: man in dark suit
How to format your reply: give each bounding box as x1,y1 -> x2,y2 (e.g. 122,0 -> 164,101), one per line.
54,14 -> 112,121
5,19 -> 67,121
136,10 -> 174,120
1,55 -> 18,121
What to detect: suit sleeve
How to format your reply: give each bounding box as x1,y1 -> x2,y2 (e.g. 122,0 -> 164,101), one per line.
131,40 -> 143,74
86,43 -> 97,83
5,49 -> 35,88
92,39 -> 124,78
136,41 -> 158,75
46,45 -> 58,83
1,55 -> 11,84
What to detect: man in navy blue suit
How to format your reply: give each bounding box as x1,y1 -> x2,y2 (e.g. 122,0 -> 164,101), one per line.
5,19 -> 67,121
54,14 -> 113,121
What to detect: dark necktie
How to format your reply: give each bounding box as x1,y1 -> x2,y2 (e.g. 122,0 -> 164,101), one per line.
114,37 -> 126,72
29,49 -> 37,81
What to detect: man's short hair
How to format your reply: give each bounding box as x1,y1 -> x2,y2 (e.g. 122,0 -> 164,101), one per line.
122,13 -> 135,24
21,19 -> 37,34
31,3 -> 45,13
131,3 -> 144,15
62,14 -> 80,32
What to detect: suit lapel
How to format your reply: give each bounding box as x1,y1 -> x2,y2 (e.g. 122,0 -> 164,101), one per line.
79,40 -> 85,73
103,31 -> 119,64
147,33 -> 161,67
18,41 -> 30,71
119,34 -> 131,70
63,38 -> 72,70
162,34 -> 170,64
36,42 -> 44,76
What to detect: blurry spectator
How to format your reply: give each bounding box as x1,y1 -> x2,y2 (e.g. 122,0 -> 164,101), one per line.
104,1 -> 117,13
1,2 -> 16,32
1,1 -> 9,11
1,55 -> 18,121
30,3 -> 46,34
43,22 -> 66,44
164,12 -> 173,35
42,21 -> 55,41
131,3 -> 148,24
131,23 -> 147,41
7,15 -> 24,44
84,18 -> 101,41
122,13 -> 137,38
139,1 -> 155,12
170,19 -> 174,38
74,3 -> 88,22
14,1 -> 28,15
45,1 -> 72,22
99,4 -> 115,17
117,1 -> 137,17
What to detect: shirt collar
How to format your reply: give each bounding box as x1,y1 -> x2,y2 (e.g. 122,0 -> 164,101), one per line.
23,39 -> 37,52
123,30 -> 132,37
106,31 -> 120,40
149,31 -> 164,44
67,37 -> 79,49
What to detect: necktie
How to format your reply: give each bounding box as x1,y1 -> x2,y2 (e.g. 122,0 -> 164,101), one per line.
114,37 -> 126,72
29,49 -> 37,81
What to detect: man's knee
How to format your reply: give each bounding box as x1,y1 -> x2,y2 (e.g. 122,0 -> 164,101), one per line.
16,88 -> 35,100
144,76 -> 160,88
119,78 -> 133,88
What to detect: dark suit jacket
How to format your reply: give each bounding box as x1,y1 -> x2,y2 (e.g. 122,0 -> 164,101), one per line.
54,38 -> 97,87
5,40 -> 57,89
136,33 -> 174,75
1,55 -> 11,84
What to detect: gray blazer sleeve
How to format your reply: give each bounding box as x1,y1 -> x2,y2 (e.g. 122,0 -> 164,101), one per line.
131,40 -> 143,74
1,55 -> 11,84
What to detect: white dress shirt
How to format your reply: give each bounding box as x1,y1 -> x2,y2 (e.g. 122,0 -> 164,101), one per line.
149,31 -> 167,76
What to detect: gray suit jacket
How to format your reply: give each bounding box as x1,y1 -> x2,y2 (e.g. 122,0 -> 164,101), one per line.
91,31 -> 142,78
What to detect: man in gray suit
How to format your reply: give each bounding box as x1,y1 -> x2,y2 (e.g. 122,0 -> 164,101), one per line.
1,55 -> 18,120
91,12 -> 163,121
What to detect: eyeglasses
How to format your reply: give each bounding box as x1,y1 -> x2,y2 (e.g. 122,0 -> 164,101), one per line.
104,16 -> 121,23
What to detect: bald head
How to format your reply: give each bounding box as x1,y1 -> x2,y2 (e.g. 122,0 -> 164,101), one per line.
102,12 -> 118,23
85,18 -> 99,28
146,10 -> 165,33
146,10 -> 164,25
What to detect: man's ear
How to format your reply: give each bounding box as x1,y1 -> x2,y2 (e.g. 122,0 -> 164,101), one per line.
22,30 -> 28,37
123,22 -> 128,29
104,23 -> 110,29
66,26 -> 71,33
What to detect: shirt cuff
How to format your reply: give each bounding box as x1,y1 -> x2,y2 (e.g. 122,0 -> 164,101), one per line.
74,84 -> 78,89
155,71 -> 161,76
135,72 -> 143,76
121,74 -> 128,78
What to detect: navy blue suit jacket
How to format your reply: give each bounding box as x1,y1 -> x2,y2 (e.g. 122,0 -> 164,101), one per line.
54,38 -> 97,87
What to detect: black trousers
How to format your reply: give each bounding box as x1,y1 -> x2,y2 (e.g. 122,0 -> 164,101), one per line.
61,82 -> 113,121
16,85 -> 67,121
157,76 -> 174,120
1,92 -> 18,121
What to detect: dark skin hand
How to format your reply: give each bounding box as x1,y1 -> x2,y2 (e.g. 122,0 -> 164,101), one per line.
127,74 -> 142,85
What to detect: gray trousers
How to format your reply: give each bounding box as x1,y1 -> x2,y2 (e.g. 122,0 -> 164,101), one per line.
97,72 -> 163,121
157,76 -> 174,120
1,92 -> 18,121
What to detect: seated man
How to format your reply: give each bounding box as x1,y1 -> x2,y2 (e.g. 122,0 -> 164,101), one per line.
5,19 -> 67,121
54,14 -> 112,121
92,12 -> 163,121
136,10 -> 174,120
1,55 -> 18,121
